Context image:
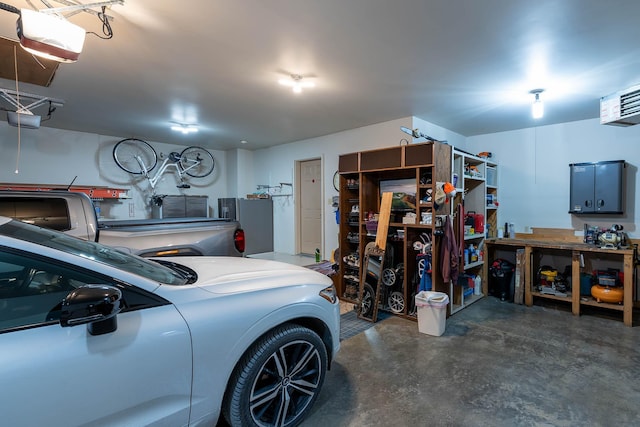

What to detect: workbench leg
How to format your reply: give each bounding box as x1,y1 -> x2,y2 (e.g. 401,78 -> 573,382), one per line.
524,246 -> 532,306
623,253 -> 633,326
572,251 -> 581,317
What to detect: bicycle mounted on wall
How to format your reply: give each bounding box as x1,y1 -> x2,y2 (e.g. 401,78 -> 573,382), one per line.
112,138 -> 215,200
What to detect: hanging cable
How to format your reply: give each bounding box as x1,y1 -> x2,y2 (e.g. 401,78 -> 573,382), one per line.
87,6 -> 114,39
13,46 -> 21,174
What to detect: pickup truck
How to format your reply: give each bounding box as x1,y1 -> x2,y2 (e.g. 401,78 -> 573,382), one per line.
0,191 -> 245,257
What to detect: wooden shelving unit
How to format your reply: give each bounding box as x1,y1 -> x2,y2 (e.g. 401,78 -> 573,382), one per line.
337,141 -> 451,319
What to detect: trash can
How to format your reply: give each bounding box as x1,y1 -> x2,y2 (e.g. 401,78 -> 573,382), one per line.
415,291 -> 449,336
489,259 -> 515,301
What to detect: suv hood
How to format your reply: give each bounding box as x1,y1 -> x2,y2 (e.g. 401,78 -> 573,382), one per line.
165,257 -> 332,294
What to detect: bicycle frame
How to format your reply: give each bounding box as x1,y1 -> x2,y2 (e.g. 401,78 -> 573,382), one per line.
135,152 -> 201,192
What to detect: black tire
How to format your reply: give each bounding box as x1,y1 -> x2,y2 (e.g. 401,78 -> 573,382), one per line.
223,324 -> 327,427
180,146 -> 215,178
112,138 -> 157,175
360,283 -> 375,318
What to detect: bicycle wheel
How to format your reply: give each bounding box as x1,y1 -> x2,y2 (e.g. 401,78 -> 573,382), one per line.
113,138 -> 158,175
180,146 -> 215,178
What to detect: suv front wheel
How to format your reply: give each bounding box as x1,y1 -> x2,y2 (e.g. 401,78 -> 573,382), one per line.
223,323 -> 328,427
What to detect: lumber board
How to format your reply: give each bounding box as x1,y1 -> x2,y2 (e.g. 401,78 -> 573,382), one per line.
375,192 -> 393,250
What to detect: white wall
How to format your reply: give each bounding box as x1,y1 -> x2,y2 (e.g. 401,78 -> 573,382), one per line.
0,122 -> 229,219
6,114 -> 637,253
251,116 -> 466,258
467,118 -> 640,238
412,117 -> 467,149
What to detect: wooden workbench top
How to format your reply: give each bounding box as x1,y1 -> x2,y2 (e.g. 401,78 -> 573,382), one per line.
485,238 -> 636,254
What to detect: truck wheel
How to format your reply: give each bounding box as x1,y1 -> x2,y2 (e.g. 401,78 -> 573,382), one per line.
223,324 -> 327,427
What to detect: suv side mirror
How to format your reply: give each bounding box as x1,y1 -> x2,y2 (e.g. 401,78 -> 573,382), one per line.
60,285 -> 122,336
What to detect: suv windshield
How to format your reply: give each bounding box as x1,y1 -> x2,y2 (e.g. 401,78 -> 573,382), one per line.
0,219 -> 187,286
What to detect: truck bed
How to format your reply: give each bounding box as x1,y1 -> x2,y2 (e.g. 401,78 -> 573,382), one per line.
99,217 -> 236,231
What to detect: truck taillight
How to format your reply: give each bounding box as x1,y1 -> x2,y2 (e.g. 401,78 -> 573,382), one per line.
234,229 -> 245,253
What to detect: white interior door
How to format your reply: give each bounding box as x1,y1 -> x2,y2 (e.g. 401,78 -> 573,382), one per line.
298,159 -> 322,255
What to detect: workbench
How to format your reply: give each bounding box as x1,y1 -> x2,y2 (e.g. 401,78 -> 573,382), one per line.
484,238 -> 636,326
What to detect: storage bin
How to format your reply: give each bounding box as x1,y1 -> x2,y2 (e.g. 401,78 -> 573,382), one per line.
415,291 -> 449,336
486,166 -> 497,186
365,220 -> 378,233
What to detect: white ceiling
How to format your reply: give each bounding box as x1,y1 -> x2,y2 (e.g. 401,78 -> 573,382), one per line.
0,0 -> 639,150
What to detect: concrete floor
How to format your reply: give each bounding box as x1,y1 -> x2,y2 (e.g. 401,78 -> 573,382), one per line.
303,297 -> 640,427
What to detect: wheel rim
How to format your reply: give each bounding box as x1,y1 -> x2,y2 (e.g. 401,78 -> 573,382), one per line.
180,146 -> 215,178
113,138 -> 157,174
249,339 -> 323,427
382,268 -> 396,286
388,291 -> 405,313
418,258 -> 425,278
361,284 -> 373,316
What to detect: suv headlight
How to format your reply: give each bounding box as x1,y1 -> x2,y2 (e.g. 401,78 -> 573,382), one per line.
319,284 -> 337,304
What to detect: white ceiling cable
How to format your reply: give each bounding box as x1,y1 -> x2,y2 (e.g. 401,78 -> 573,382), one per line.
13,45 -> 21,174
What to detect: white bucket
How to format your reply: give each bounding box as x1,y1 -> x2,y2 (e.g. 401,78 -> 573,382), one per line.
415,291 -> 449,336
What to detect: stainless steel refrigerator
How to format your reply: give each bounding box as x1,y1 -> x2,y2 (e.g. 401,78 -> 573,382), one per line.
219,198 -> 274,255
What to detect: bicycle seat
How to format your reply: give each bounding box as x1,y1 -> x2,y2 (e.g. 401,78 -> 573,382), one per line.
169,152 -> 182,162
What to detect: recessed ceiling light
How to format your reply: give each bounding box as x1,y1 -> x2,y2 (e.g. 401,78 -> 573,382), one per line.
240,140 -> 248,144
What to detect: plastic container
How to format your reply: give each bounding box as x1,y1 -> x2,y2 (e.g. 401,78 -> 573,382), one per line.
415,291 -> 449,336
474,275 -> 482,295
489,259 -> 515,301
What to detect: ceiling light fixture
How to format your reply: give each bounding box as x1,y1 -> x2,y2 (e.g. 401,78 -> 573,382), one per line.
278,74 -> 315,94
530,89 -> 544,119
171,124 -> 199,134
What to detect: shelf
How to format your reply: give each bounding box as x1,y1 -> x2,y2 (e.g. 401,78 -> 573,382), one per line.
579,297 -> 624,311
464,234 -> 484,240
531,291 -> 572,304
465,293 -> 484,305
464,175 -> 485,182
464,260 -> 484,270
451,292 -> 484,314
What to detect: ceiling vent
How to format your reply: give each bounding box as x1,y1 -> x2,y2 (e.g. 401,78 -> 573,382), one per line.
600,84 -> 640,127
